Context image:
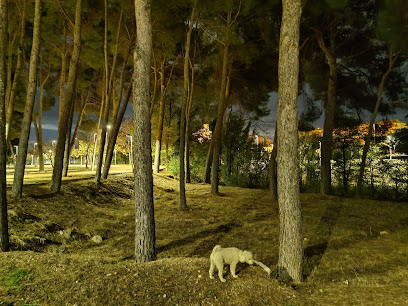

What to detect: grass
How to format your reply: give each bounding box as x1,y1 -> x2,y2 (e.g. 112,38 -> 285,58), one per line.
0,268 -> 31,288
1,172 -> 408,305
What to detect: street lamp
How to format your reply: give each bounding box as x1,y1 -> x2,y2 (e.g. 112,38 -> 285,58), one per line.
33,143 -> 38,166
106,125 -> 111,140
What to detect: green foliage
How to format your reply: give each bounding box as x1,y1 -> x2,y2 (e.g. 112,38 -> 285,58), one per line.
394,128 -> 408,154
299,133 -> 321,193
222,113 -> 269,188
377,0 -> 408,52
0,268 -> 31,289
325,0 -> 348,9
163,154 -> 180,177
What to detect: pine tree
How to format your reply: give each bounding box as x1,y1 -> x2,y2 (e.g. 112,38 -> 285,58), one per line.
12,0 -> 42,199
0,0 -> 9,251
276,0 -> 303,283
50,0 -> 83,193
134,0 -> 156,262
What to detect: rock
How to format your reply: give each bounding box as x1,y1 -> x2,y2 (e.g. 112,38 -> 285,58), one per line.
91,235 -> 103,244
59,229 -> 72,240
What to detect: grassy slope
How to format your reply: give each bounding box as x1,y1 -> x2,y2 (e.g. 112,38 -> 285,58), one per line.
1,173 -> 408,305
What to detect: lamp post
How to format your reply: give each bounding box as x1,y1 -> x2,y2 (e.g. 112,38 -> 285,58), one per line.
106,125 -> 111,141
33,143 -> 38,166
126,134 -> 133,165
14,145 -> 18,156
91,132 -> 98,171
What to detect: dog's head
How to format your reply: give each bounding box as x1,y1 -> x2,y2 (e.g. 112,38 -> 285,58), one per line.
239,250 -> 254,265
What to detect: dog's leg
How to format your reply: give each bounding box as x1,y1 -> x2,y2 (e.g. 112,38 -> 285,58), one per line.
209,260 -> 215,279
215,262 -> 226,282
230,262 -> 238,278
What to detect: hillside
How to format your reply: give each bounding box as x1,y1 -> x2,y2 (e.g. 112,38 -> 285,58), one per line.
1,173 -> 408,305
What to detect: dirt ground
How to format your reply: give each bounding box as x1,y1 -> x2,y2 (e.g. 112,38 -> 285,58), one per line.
1,172 -> 408,305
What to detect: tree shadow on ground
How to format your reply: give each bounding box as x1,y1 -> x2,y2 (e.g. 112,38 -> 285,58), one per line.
303,203 -> 342,279
157,222 -> 241,256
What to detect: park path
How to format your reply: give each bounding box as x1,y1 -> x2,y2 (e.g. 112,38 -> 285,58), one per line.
5,164 -> 133,186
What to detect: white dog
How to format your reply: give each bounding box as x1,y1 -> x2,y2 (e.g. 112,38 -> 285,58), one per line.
209,245 -> 254,282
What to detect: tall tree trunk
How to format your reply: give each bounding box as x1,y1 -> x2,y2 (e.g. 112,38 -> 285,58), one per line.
34,56 -> 50,172
5,0 -> 26,142
0,0 -> 9,251
111,46 -> 130,131
316,31 -> 337,195
96,0 -> 121,184
134,0 -> 156,262
357,48 -> 399,194
59,22 -> 67,117
165,93 -> 175,162
67,92 -> 87,159
203,134 -> 214,183
211,12 -> 231,195
50,0 -> 82,192
102,77 -> 133,179
91,90 -> 104,171
62,99 -> 75,176
179,0 -> 196,209
269,124 -> 278,201
95,0 -> 110,184
12,0 -> 42,199
185,43 -> 196,183
153,59 -> 166,174
102,47 -> 131,179
277,0 -> 303,283
5,28 -> 17,109
150,51 -> 158,118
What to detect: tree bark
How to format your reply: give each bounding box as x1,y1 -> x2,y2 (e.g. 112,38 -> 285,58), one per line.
134,0 -> 156,262
50,0 -> 82,192
59,22 -> 67,118
91,88 -> 105,172
211,12 -> 231,195
96,0 -> 122,184
185,41 -> 197,183
277,0 -> 303,283
153,59 -> 166,174
102,76 -> 133,179
12,0 -> 42,199
5,28 -> 17,110
269,124 -> 278,201
34,55 -> 50,172
179,0 -> 197,209
149,51 -> 158,118
95,0 -> 111,185
5,0 -> 26,142
0,0 -> 9,251
102,46 -> 131,179
203,134 -> 214,183
357,48 -> 399,194
316,31 -> 337,195
62,98 -> 75,176
67,92 -> 88,161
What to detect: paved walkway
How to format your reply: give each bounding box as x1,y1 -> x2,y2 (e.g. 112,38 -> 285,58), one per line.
5,164 -> 133,186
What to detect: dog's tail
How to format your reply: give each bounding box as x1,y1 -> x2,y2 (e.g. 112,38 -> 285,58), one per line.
212,245 -> 222,252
